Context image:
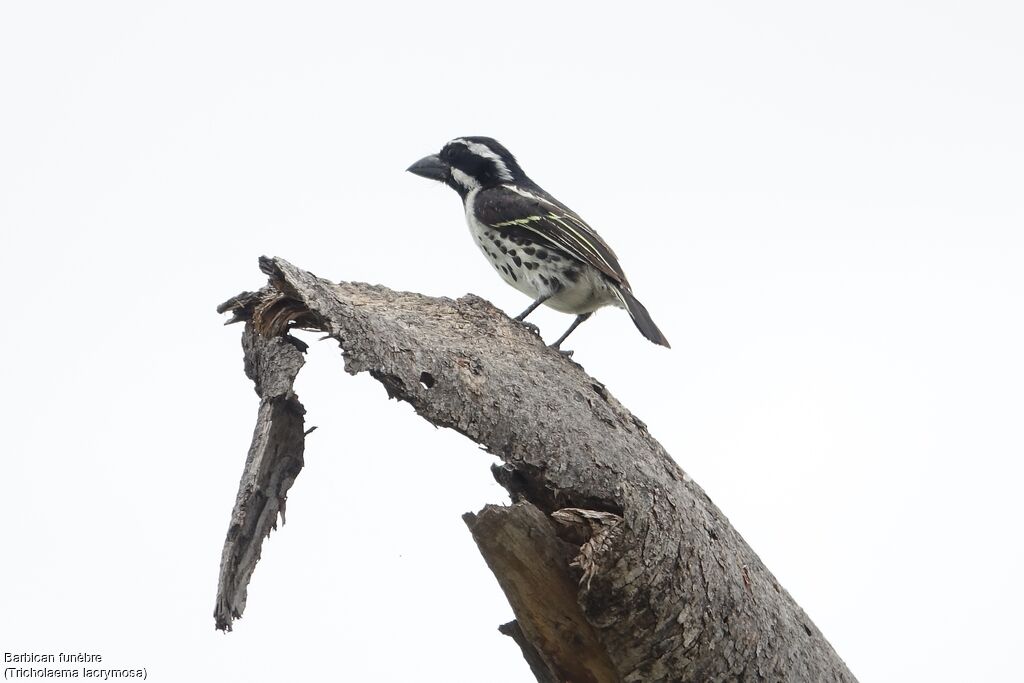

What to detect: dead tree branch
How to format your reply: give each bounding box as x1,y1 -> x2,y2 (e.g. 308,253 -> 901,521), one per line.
213,256 -> 857,682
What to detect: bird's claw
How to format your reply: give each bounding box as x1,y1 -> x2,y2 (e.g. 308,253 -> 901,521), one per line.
518,320 -> 541,336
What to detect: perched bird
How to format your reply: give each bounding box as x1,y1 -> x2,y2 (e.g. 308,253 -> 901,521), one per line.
407,137 -> 670,349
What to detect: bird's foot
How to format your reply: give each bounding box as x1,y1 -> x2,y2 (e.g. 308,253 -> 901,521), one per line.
551,345 -> 574,358
518,320 -> 542,336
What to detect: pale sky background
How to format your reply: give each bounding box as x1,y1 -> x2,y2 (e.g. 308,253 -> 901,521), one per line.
2,2 -> 1022,681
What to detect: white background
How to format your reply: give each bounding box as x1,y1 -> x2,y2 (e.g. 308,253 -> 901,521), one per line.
2,2 -> 1021,681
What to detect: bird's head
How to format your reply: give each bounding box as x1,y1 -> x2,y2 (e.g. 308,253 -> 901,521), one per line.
407,137 -> 525,197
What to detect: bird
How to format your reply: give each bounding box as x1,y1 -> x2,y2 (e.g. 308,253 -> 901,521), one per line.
406,136 -> 670,350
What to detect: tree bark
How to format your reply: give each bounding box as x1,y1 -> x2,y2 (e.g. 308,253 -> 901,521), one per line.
213,256 -> 857,682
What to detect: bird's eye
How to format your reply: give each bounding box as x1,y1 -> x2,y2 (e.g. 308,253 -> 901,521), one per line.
449,147 -> 467,165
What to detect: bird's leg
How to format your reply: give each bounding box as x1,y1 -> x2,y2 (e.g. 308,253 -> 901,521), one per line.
514,295 -> 550,336
550,312 -> 593,352
514,295 -> 550,322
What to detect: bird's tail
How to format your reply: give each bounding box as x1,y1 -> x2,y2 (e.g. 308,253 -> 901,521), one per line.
617,288 -> 671,348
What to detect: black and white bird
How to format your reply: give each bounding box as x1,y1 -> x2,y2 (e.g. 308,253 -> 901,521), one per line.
407,137 -> 670,349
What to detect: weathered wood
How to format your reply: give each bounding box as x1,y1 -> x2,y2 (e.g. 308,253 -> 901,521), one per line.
213,321 -> 307,631
498,620 -> 559,683
467,503 -> 620,683
214,256 -> 857,682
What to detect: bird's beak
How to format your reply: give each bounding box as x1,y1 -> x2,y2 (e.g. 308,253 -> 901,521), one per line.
406,154 -> 450,182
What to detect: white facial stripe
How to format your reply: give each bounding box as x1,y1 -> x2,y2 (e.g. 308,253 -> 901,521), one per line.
450,138 -> 514,181
451,167 -> 480,191
503,184 -> 557,207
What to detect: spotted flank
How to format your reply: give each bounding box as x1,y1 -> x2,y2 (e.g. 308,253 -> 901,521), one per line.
478,186 -> 630,290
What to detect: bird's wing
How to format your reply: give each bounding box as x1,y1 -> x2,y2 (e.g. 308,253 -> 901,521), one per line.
475,184 -> 631,289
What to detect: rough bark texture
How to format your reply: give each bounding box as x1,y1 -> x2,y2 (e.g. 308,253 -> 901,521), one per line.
467,503 -> 620,683
213,256 -> 857,682
213,320 -> 308,631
